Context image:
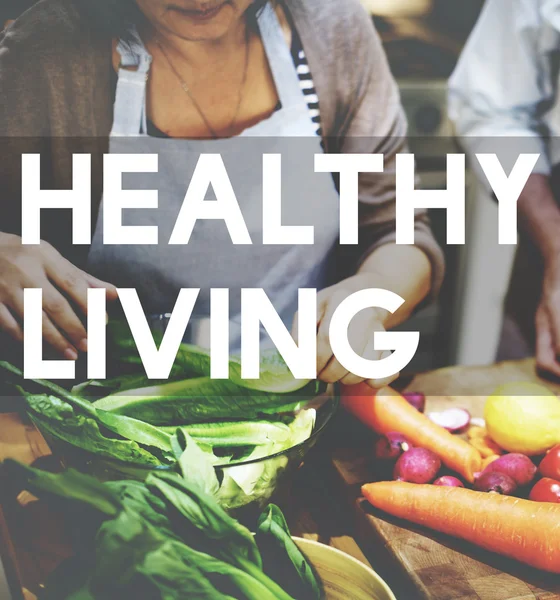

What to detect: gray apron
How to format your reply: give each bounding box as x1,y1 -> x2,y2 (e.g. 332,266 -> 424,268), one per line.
88,4 -> 340,351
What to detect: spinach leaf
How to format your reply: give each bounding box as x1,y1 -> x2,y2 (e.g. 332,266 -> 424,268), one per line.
6,462 -> 300,600
145,472 -> 262,569
3,460 -> 121,518
136,541 -> 237,600
256,504 -> 323,600
164,541 -> 288,600
106,480 -> 180,541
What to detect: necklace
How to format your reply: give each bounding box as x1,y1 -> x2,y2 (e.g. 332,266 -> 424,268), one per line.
155,26 -> 251,139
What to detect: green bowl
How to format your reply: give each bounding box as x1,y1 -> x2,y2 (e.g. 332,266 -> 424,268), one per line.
30,390 -> 339,517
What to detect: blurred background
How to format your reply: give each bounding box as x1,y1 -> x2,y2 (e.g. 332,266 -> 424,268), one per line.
357,0 -> 512,373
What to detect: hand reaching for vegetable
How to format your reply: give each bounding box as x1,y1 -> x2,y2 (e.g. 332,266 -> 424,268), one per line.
293,273 -> 398,389
0,232 -> 118,359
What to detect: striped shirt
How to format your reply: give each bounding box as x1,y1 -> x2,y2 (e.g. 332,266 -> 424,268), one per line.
290,28 -> 322,136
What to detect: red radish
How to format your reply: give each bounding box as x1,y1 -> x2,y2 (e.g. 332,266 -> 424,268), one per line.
474,471 -> 517,495
394,448 -> 441,484
539,445 -> 560,481
428,408 -> 471,433
529,478 -> 560,503
402,392 -> 426,413
470,417 -> 486,428
433,476 -> 464,488
484,453 -> 537,487
375,432 -> 412,461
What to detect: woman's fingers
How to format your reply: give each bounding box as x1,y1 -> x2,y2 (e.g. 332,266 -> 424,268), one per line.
82,271 -> 119,300
48,261 -> 91,317
42,287 -> 88,352
319,354 -> 350,384
41,311 -> 78,360
0,304 -> 23,343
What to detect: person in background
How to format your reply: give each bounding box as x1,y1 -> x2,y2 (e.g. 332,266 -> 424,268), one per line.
449,0 -> 560,379
1,0 -> 38,30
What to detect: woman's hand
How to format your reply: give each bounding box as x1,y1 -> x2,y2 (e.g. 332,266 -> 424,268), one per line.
293,274 -> 398,389
0,232 -> 117,359
536,259 -> 560,378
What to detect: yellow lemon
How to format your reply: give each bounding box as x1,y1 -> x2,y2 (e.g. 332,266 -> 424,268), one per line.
484,382 -> 560,456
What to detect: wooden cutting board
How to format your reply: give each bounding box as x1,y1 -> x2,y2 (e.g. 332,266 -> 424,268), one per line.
329,359 -> 560,600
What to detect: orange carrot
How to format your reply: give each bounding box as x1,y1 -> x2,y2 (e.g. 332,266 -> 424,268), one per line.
470,435 -> 504,458
467,426 -> 487,440
362,481 -> 560,574
342,384 -> 482,482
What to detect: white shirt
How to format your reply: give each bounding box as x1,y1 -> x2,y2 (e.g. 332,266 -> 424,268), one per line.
449,0 -> 560,174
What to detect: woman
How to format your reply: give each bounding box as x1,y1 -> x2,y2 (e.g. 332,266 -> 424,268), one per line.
0,0 -> 444,386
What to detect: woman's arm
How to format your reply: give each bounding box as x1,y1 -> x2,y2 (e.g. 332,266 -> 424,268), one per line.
331,1 -> 445,302
304,0 -> 443,387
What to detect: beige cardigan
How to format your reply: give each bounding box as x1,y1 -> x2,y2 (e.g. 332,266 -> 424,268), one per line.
0,0 -> 444,292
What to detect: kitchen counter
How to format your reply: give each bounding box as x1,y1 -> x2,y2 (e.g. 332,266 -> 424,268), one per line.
1,359 -> 560,600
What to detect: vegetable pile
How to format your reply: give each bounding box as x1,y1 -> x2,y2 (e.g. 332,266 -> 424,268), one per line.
0,321 -> 328,510
3,459 -> 323,599
343,382 -> 560,574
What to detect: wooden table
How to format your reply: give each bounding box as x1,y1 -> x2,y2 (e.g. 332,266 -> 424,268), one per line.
328,359 -> 560,600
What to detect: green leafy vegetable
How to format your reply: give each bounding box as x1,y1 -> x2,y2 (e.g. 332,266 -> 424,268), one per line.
107,318 -> 314,394
3,460 -> 121,517
93,377 -> 323,426
25,397 -> 163,466
164,420 -> 291,447
256,504 -> 323,600
172,428 -> 220,497
145,471 -> 262,569
216,409 -> 316,510
1,362 -> 174,455
3,461 -> 304,600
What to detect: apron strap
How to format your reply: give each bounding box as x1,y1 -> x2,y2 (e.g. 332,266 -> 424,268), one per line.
257,3 -> 310,110
111,35 -> 152,136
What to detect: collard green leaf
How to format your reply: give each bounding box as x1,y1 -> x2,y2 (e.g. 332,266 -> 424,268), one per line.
256,504 -> 323,600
